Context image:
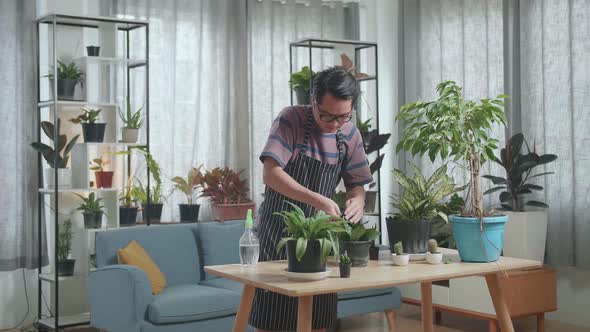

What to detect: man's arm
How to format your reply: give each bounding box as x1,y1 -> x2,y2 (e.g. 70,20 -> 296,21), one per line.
344,185 -> 366,223
263,158 -> 341,216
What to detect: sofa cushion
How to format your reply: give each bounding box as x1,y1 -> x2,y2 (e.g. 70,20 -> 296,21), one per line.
200,278 -> 244,294
196,221 -> 245,280
147,284 -> 240,324
117,240 -> 167,294
338,287 -> 394,300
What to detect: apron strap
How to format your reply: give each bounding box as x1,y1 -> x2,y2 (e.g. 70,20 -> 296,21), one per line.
336,128 -> 344,163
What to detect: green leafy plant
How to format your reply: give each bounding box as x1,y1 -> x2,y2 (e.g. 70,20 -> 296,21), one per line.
289,66 -> 315,92
339,251 -> 351,265
339,221 -> 380,242
483,133 -> 558,211
333,191 -> 347,211
396,80 -> 507,218
356,118 -> 372,132
46,61 -> 84,81
393,241 -> 404,255
70,107 -> 101,124
89,157 -> 109,172
171,166 -> 205,205
119,98 -> 144,129
200,167 -> 251,205
30,120 -> 80,168
427,239 -> 439,254
276,202 -> 345,263
114,147 -> 165,205
390,162 -> 465,223
75,192 -> 104,214
431,194 -> 464,249
57,218 -> 73,262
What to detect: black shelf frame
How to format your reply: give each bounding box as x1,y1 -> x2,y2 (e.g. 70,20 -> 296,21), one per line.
288,38 -> 383,243
34,13 -> 150,330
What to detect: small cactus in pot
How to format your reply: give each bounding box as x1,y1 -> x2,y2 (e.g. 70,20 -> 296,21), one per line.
426,239 -> 443,264
391,241 -> 409,266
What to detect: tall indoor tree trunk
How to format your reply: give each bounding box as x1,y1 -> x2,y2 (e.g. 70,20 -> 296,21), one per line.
470,154 -> 483,220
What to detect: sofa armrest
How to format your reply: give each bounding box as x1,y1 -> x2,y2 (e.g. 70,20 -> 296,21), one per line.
88,265 -> 154,332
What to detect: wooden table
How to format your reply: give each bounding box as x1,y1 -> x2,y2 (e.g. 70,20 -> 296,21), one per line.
205,249 -> 541,332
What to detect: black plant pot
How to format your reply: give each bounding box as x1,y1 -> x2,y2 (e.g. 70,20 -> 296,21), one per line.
369,245 -> 380,261
386,217 -> 431,254
295,87 -> 310,105
340,241 -> 371,267
179,204 -> 200,223
142,203 -> 163,222
339,263 -> 351,278
86,46 -> 100,56
57,259 -> 76,277
82,123 -> 106,142
84,212 -> 103,229
364,191 -> 378,213
119,206 -> 138,227
286,239 -> 325,273
57,79 -> 78,100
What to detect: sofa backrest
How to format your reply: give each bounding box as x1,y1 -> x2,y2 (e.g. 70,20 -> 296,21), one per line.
95,223 -> 201,286
195,220 -> 245,280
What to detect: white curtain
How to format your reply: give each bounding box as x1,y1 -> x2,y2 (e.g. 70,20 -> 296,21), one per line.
248,0 -> 360,203
519,0 -> 590,268
106,0 -> 250,221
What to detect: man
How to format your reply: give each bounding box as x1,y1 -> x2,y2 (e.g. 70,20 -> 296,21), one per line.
249,67 -> 373,332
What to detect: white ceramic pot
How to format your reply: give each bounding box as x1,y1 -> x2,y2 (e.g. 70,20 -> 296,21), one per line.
391,253 -> 409,266
425,252 -> 443,264
503,211 -> 548,262
121,128 -> 139,143
44,168 -> 72,189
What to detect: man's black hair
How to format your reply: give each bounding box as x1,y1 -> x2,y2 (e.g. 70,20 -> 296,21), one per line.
311,67 -> 360,106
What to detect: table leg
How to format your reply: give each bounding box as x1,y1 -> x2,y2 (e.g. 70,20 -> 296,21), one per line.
384,309 -> 397,332
421,281 -> 434,332
537,313 -> 545,332
232,285 -> 255,332
485,273 -> 515,332
297,295 -> 313,332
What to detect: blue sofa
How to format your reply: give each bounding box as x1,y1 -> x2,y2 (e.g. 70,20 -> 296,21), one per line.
89,221 -> 401,332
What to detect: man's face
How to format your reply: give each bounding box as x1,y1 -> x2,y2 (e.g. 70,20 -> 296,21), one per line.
312,93 -> 353,133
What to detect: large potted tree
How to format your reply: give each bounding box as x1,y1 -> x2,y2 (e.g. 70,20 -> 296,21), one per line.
57,217 -> 75,276
70,107 -> 105,143
276,203 -> 345,274
397,80 -> 508,262
289,66 -> 314,105
171,166 -> 205,223
483,133 -> 557,261
118,98 -> 144,143
338,221 -> 380,267
201,167 -> 256,222
30,120 -> 79,189
387,162 -> 464,254
47,61 -> 84,100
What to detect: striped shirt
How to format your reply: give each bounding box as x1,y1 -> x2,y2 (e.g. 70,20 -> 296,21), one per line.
260,105 -> 373,187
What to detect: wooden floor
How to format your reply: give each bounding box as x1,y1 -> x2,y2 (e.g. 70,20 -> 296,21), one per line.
8,305 -> 588,332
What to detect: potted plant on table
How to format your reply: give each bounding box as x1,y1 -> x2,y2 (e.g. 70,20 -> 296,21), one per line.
171,166 -> 205,223
70,107 -> 105,143
276,203 -> 345,273
30,120 -> 80,189
57,217 -> 75,276
338,221 -> 380,267
397,80 -> 508,262
483,133 -> 557,261
425,239 -> 443,264
46,61 -> 84,100
339,251 -> 352,278
356,117 -> 391,213
391,241 -> 409,266
201,167 -> 256,222
89,157 -> 113,188
118,98 -> 144,143
75,192 -> 105,229
289,66 -> 315,105
386,162 -> 464,254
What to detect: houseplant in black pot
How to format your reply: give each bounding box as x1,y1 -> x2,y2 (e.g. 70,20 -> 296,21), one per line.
75,192 -> 104,229
89,157 -> 113,188
289,66 -> 314,105
119,97 -> 144,143
46,61 -> 84,100
119,172 -> 138,227
386,162 -> 464,254
397,80 -> 508,262
338,221 -> 380,267
30,120 -> 79,189
201,167 -> 256,222
339,251 -> 351,278
276,203 -> 345,273
86,45 -> 100,56
70,107 -> 105,142
356,117 -> 391,213
57,217 -> 75,276
172,166 -> 205,223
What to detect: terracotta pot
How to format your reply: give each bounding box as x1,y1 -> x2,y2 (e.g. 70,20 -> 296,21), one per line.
211,202 -> 256,222
95,171 -> 114,188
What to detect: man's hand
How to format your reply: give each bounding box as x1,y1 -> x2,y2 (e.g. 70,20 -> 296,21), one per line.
314,194 -> 341,217
344,196 -> 364,223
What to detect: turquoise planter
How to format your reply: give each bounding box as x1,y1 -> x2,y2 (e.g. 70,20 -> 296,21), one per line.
449,215 -> 508,262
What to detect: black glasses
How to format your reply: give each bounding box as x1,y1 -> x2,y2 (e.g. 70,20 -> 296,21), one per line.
314,100 -> 353,123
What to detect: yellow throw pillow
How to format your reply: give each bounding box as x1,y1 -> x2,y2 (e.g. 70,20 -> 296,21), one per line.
117,240 -> 167,294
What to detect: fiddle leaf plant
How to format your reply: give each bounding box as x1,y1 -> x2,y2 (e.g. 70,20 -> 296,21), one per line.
171,166 -> 205,205
30,119 -> 80,168
396,81 -> 507,218
483,133 -> 557,211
